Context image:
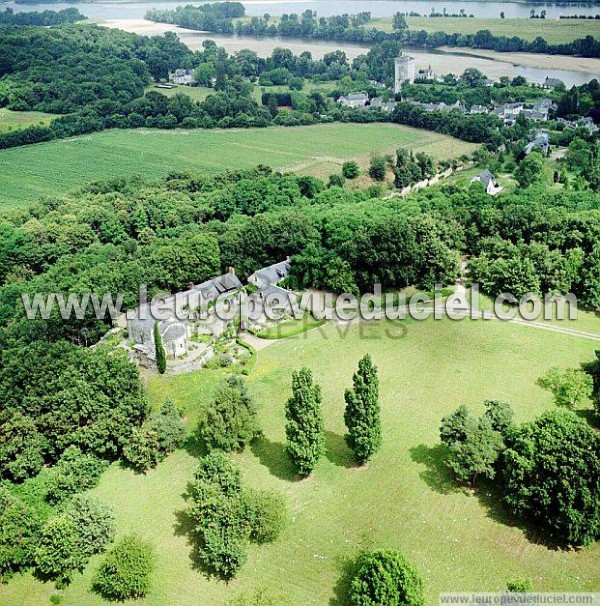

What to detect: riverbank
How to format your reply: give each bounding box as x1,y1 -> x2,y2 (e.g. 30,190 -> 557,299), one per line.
101,18 -> 600,85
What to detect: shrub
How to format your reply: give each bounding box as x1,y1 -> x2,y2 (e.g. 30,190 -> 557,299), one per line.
0,487 -> 42,580
328,174 -> 346,188
34,495 -> 115,583
368,156 -> 387,182
440,404 -> 477,446
342,161 -> 360,179
64,495 -> 116,560
537,367 -> 593,409
0,411 -> 45,482
197,376 -> 258,453
187,453 -> 287,579
507,577 -> 533,592
34,513 -> 83,583
243,489 -> 287,544
122,400 -> 184,472
503,410 -> 600,546
45,446 -> 109,504
198,524 -> 247,579
349,549 -> 425,606
446,419 -> 504,486
93,535 -> 154,600
481,400 -> 514,435
194,451 -> 242,496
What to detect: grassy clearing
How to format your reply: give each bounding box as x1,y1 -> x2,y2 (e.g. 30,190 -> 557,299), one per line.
0,109 -> 53,134
145,84 -> 215,102
2,317 -> 599,606
371,17 -> 600,44
0,123 -> 476,208
255,315 -> 326,339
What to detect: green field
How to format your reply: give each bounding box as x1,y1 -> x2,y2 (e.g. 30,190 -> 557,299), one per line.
2,315 -> 599,605
0,123 -> 476,208
371,16 -> 600,43
145,84 -> 215,102
0,109 -> 53,134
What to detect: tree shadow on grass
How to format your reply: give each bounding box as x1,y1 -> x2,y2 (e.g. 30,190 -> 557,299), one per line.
182,434 -> 209,459
329,553 -> 359,606
250,435 -> 297,482
324,430 -> 355,469
409,443 -> 460,495
475,480 -> 567,551
575,408 -> 598,428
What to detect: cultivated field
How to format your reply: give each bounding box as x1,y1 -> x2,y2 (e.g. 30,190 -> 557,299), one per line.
0,123 -> 476,208
2,316 -> 599,605
0,109 -> 53,134
372,16 -> 600,44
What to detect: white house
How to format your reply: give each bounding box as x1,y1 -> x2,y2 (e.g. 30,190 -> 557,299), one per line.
338,94 -> 369,108
471,170 -> 503,196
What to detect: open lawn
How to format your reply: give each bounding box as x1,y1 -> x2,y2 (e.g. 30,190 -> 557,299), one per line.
1,316 -> 599,606
0,123 -> 476,208
372,16 -> 600,44
0,109 -> 53,134
145,84 -> 215,102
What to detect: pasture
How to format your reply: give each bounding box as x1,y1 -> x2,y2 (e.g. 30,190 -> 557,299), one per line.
372,16 -> 600,44
0,109 -> 53,134
1,315 -> 599,606
0,123 -> 476,208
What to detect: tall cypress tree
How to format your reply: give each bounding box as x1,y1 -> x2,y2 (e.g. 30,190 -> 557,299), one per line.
344,354 -> 381,465
153,322 -> 167,375
285,367 -> 324,478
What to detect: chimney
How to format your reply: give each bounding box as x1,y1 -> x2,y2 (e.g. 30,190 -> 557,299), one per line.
227,267 -> 236,275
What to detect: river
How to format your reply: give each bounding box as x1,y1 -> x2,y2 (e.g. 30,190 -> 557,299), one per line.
6,0 -> 600,21
6,0 -> 600,86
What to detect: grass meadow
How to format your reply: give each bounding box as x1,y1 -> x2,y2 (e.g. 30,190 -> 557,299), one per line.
372,17 -> 600,44
2,316 -> 599,606
0,123 -> 476,208
0,109 -> 53,134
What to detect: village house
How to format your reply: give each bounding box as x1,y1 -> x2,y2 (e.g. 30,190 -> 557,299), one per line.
469,104 -> 488,115
524,131 -> 550,156
337,93 -> 369,108
247,259 -> 295,317
543,76 -> 564,90
369,97 -> 396,112
126,269 -> 243,363
172,68 -> 195,86
414,65 -> 436,82
471,170 -> 503,196
413,100 -> 466,114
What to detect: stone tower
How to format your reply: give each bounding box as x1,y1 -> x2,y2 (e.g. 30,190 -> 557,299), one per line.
394,54 -> 416,93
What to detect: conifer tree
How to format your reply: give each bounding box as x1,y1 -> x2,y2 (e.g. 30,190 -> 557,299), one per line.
285,368 -> 324,477
344,354 -> 381,465
153,322 -> 166,375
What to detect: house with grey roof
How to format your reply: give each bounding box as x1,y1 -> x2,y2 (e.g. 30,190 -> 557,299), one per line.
126,269 -> 243,365
524,131 -> 550,156
543,77 -> 564,89
248,260 -> 290,290
471,170 -> 503,196
172,69 -> 195,86
369,98 -> 396,112
338,94 -> 369,108
470,104 -> 488,115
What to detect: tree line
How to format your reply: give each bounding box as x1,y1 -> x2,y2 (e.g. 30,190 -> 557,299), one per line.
0,7 -> 86,26
145,4 -> 600,58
